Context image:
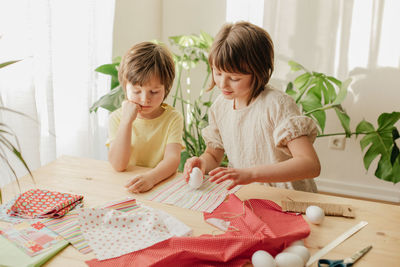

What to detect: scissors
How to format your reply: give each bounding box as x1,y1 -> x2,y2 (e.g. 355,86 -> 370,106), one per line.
318,245 -> 372,267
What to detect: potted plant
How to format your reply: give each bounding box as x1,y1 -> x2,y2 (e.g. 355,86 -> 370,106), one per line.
0,60 -> 35,204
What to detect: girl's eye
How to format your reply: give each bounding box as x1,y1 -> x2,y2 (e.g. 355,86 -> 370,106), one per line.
151,91 -> 159,94
133,91 -> 140,94
230,78 -> 240,81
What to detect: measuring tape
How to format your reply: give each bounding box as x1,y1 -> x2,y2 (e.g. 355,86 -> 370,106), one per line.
306,221 -> 368,266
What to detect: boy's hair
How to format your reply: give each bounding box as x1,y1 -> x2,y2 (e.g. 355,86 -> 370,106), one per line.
208,21 -> 274,105
118,41 -> 175,100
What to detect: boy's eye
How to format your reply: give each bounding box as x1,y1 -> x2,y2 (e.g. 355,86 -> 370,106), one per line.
151,91 -> 159,94
133,91 -> 140,94
230,77 -> 240,81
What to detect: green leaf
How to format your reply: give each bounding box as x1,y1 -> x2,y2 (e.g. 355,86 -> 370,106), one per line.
391,128 -> 399,165
293,73 -> 311,90
95,63 -> 119,78
288,60 -> 306,72
285,82 -> 296,97
0,60 -> 21,69
300,92 -> 326,132
322,78 -> 337,102
334,107 -> 351,137
356,112 -> 400,182
332,78 -> 351,105
89,85 -> 125,113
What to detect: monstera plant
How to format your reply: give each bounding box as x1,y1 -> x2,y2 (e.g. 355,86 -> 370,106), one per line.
286,61 -> 400,183
0,59 -> 35,204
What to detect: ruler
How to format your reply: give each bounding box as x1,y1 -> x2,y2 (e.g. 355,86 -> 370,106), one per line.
306,221 -> 368,266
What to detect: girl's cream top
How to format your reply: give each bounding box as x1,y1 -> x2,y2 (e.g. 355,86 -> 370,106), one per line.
202,86 -> 318,192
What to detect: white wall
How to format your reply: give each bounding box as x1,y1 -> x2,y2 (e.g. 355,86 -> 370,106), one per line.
112,0 -> 400,202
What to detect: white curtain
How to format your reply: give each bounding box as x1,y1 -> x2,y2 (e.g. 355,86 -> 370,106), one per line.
0,0 -> 115,186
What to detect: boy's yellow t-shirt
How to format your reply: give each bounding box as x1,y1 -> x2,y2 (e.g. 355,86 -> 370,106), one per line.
106,103 -> 184,168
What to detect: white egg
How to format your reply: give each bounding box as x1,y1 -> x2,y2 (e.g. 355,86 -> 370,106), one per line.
305,205 -> 325,224
188,167 -> 203,189
283,245 -> 310,265
275,252 -> 303,267
289,240 -> 304,247
251,250 -> 276,267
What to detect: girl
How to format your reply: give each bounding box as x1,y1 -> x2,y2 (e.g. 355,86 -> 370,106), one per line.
107,42 -> 183,193
183,21 -> 321,192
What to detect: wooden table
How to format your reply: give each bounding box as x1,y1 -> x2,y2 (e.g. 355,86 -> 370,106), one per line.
1,155 -> 399,266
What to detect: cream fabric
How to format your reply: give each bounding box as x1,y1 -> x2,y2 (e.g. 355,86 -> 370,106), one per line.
202,86 -> 318,192
106,104 -> 183,168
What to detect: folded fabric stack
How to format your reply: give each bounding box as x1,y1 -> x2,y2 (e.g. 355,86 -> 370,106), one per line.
7,189 -> 83,219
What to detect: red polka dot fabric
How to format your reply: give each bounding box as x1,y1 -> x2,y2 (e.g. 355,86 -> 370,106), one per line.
7,189 -> 83,219
86,194 -> 310,266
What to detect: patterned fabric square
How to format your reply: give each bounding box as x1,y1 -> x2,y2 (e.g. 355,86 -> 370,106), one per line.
145,175 -> 242,212
7,189 -> 83,219
78,205 -> 192,260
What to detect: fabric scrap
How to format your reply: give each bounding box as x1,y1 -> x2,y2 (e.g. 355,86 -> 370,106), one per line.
7,189 -> 83,219
41,197 -> 140,254
78,205 -> 192,260
0,221 -> 65,256
145,175 -> 242,213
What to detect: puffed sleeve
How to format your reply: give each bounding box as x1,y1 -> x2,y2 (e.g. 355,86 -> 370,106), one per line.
105,108 -> 122,147
167,111 -> 184,148
202,104 -> 224,150
272,94 -> 318,154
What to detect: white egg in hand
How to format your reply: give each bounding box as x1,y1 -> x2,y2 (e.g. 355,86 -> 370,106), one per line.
275,252 -> 303,267
305,205 -> 325,224
188,167 -> 203,189
283,245 -> 310,265
251,250 -> 276,267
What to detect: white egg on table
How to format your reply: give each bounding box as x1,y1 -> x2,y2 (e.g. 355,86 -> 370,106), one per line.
305,205 -> 325,224
274,252 -> 303,267
283,245 -> 310,265
188,167 -> 203,189
251,250 -> 276,267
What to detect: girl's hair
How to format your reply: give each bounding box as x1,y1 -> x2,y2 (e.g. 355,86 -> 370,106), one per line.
208,21 -> 274,105
118,41 -> 175,100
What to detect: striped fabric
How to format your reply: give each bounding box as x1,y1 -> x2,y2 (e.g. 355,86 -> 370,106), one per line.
41,198 -> 140,254
145,176 -> 242,213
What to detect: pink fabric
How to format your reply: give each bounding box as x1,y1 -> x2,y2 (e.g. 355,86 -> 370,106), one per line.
86,194 -> 310,267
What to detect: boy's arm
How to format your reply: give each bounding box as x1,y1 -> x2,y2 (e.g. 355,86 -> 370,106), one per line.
125,143 -> 181,193
108,100 -> 140,171
108,120 -> 133,171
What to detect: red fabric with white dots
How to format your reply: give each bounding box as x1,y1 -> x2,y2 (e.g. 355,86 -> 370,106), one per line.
86,194 -> 309,266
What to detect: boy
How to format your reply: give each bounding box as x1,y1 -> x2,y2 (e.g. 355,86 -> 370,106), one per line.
107,42 -> 183,193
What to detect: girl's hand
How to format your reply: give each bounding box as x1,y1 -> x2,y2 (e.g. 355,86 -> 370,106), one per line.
125,173 -> 155,193
208,167 -> 253,190
121,100 -> 141,124
183,157 -> 205,182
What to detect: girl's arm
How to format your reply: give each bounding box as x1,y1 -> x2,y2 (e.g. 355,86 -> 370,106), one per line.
125,143 -> 181,192
209,136 -> 321,189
